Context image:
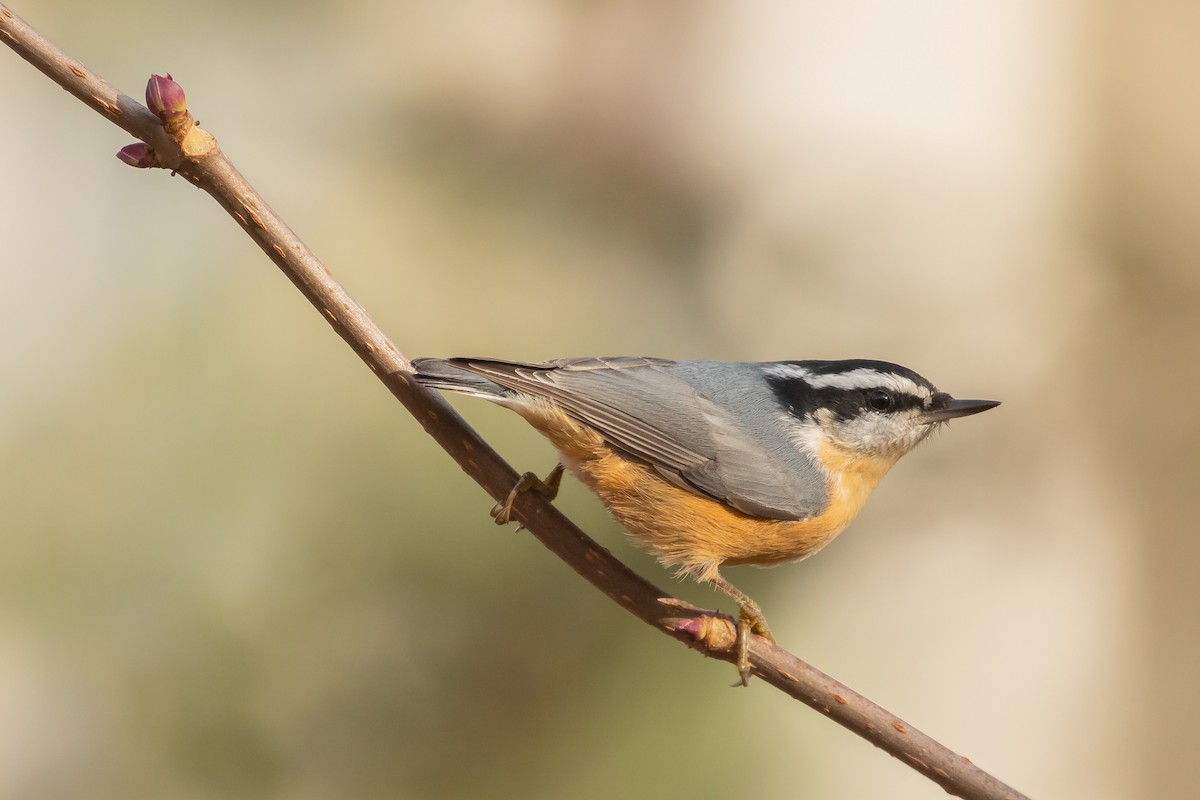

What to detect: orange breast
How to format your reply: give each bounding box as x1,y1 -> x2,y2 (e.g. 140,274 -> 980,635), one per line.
514,401 -> 897,580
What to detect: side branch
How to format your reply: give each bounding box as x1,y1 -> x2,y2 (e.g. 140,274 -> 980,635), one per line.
0,6 -> 1027,800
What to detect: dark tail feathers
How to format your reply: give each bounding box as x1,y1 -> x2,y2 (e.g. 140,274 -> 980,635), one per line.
410,358 -> 511,398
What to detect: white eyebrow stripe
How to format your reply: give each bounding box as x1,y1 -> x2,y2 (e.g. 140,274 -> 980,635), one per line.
764,364 -> 932,398
804,369 -> 931,396
763,364 -> 812,381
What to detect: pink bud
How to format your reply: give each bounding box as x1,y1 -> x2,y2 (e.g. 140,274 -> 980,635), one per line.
666,617 -> 706,641
145,73 -> 187,120
115,142 -> 156,168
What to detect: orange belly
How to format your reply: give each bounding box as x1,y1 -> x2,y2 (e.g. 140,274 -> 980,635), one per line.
515,401 -> 896,581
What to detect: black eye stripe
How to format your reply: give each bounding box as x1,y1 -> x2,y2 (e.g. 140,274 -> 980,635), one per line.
767,376 -> 924,420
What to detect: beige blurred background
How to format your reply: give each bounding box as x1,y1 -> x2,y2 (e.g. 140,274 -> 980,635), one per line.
2,1 -> 1197,798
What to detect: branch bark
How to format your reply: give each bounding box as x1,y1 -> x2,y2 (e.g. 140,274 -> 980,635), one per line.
0,6 -> 1028,799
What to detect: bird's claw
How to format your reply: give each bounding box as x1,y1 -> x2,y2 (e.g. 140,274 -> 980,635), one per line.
490,464 -> 565,527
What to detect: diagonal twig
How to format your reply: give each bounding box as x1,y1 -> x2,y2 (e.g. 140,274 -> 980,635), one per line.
0,6 -> 1028,799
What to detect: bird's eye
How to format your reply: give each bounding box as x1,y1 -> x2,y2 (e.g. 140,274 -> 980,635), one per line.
867,389 -> 894,412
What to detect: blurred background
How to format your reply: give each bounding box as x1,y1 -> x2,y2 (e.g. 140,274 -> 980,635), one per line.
2,1 -> 1197,798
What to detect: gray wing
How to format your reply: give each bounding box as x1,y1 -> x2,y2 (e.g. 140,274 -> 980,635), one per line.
444,357 -> 828,521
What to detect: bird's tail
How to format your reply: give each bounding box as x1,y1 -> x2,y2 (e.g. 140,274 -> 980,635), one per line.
410,357 -> 512,400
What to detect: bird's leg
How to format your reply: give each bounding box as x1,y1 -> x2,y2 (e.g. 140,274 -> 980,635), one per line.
707,570 -> 774,686
491,463 -> 565,526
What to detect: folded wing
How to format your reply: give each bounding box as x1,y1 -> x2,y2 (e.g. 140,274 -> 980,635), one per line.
441,357 -> 827,521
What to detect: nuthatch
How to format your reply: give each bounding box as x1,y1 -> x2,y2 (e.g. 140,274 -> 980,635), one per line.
412,356 -> 998,683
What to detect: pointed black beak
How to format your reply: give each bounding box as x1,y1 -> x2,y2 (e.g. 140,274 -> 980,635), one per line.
922,394 -> 1001,423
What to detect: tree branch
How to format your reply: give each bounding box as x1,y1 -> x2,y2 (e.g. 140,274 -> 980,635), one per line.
0,6 -> 1027,799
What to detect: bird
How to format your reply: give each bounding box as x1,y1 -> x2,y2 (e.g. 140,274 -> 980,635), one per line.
411,356 -> 999,683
